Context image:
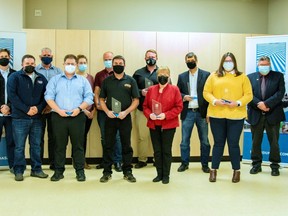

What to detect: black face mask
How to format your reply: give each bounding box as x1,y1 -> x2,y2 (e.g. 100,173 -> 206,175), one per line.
24,65 -> 35,74
146,58 -> 156,66
186,61 -> 197,69
113,65 -> 124,74
0,58 -> 10,67
158,75 -> 168,85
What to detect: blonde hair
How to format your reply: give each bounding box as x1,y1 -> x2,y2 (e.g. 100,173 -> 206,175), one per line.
157,66 -> 170,76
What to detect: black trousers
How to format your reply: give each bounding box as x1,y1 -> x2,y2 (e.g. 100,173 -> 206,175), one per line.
250,115 -> 281,169
51,112 -> 86,174
150,126 -> 176,179
103,114 -> 133,175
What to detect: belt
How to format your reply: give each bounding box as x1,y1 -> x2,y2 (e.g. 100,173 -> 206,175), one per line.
188,108 -> 199,112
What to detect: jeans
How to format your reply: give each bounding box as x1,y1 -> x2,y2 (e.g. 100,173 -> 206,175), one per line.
12,118 -> 43,174
0,116 -> 15,169
97,110 -> 122,163
210,118 -> 244,170
180,110 -> 210,166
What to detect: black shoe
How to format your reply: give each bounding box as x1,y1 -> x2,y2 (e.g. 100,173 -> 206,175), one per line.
100,174 -> 111,183
124,173 -> 136,183
76,172 -> 86,182
177,164 -> 188,172
271,168 -> 280,176
152,176 -> 162,182
51,173 -> 64,181
15,173 -> 24,181
162,177 -> 169,184
30,171 -> 49,178
96,164 -> 104,169
114,163 -> 122,172
250,166 -> 262,174
134,161 -> 147,169
202,166 -> 211,173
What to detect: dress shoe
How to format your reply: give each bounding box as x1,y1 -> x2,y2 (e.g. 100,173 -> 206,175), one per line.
84,162 -> 91,170
250,166 -> 262,174
209,169 -> 217,182
162,177 -> 169,184
100,174 -> 111,183
134,161 -> 147,169
177,163 -> 188,172
152,176 -> 162,182
15,173 -> 24,181
202,166 -> 211,173
50,173 -> 64,181
232,170 -> 240,183
114,163 -> 122,172
30,171 -> 49,178
96,164 -> 104,169
124,173 -> 136,183
271,168 -> 280,176
76,172 -> 86,182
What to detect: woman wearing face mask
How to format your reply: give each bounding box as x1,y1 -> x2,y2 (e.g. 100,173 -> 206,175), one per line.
143,66 -> 183,184
203,52 -> 252,183
76,54 -> 95,169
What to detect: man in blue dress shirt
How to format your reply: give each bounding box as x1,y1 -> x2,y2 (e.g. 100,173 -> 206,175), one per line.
45,54 -> 94,182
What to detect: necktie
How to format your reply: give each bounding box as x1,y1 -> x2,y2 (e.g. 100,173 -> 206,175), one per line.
261,75 -> 266,100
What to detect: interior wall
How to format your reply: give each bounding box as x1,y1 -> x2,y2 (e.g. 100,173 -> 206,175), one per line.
0,0 -> 24,31
268,0 -> 288,34
23,29 -> 250,159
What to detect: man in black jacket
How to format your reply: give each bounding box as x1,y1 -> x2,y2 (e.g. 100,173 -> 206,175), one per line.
0,48 -> 16,172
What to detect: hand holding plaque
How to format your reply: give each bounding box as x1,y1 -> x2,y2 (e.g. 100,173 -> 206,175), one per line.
112,97 -> 121,117
152,99 -> 162,117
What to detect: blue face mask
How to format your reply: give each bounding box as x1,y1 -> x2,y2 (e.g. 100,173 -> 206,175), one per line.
104,60 -> 112,69
78,64 -> 87,72
41,56 -> 53,65
258,65 -> 270,75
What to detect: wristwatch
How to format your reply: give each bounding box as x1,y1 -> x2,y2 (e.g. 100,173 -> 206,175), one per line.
78,107 -> 83,112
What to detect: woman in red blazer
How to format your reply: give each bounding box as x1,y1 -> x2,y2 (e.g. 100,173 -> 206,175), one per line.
143,66 -> 183,184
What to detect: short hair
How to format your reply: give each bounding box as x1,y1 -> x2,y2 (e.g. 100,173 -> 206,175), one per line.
0,48 -> 10,56
157,66 -> 170,76
64,54 -> 77,63
113,55 -> 125,65
145,49 -> 158,58
77,54 -> 88,63
21,54 -> 35,63
258,56 -> 270,63
185,52 -> 198,62
41,47 -> 52,54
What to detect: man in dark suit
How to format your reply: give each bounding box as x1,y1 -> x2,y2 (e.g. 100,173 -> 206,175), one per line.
177,52 -> 211,173
247,56 -> 285,176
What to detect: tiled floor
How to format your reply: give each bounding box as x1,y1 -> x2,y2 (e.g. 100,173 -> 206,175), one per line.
0,162 -> 287,216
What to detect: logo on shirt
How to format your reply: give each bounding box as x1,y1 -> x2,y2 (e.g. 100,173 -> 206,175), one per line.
124,84 -> 131,88
37,80 -> 43,84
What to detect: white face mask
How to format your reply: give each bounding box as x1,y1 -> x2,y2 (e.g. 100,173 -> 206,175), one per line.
65,65 -> 76,74
223,62 -> 234,72
258,65 -> 270,75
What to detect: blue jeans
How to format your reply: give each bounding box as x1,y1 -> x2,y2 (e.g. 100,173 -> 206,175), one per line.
180,110 -> 210,166
97,110 -> 122,163
12,118 -> 43,174
210,118 -> 244,170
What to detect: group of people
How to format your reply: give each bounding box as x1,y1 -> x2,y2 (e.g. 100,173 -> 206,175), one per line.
0,47 -> 285,184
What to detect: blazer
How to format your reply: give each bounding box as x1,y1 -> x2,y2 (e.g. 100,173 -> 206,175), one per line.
247,70 -> 285,125
0,68 -> 16,108
177,68 -> 210,120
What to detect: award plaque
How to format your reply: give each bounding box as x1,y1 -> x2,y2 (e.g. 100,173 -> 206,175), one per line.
145,78 -> 153,89
152,99 -> 162,116
112,97 -> 121,117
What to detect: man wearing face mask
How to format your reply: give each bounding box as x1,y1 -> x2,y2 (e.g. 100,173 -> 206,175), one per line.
7,54 -> 48,181
99,55 -> 140,183
45,54 -> 94,182
247,56 -> 285,177
35,47 -> 62,170
132,49 -> 159,169
177,52 -> 211,173
94,51 -> 123,172
0,48 -> 16,173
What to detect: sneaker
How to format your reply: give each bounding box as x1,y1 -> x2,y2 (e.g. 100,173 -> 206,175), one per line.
100,174 -> 111,183
15,173 -> 24,181
30,171 -> 49,178
50,173 -> 64,182
134,161 -> 147,169
76,172 -> 86,182
124,173 -> 136,183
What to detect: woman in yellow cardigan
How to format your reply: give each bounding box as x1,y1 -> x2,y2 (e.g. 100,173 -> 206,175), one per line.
203,52 -> 252,183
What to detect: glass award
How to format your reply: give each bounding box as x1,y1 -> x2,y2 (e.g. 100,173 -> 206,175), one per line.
145,78 -> 153,89
187,82 -> 197,100
222,88 -> 231,103
152,99 -> 162,116
112,97 -> 121,117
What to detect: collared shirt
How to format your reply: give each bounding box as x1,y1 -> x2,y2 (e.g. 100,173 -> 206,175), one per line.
188,68 -> 199,109
0,68 -> 9,104
94,68 -> 113,88
35,64 -> 62,81
44,72 -> 94,111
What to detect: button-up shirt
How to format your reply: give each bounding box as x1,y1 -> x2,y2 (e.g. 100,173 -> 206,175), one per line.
188,68 -> 199,109
0,68 -> 9,104
35,64 -> 62,81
